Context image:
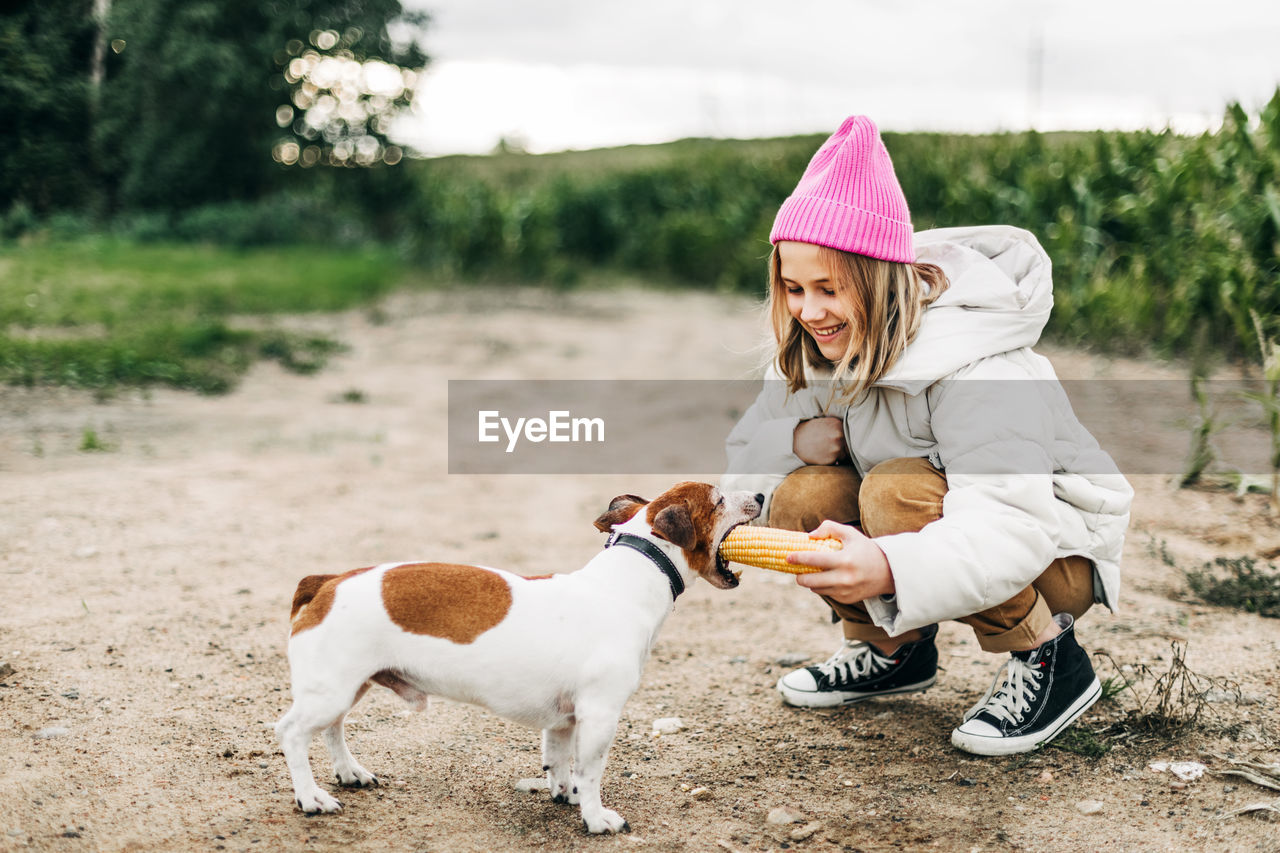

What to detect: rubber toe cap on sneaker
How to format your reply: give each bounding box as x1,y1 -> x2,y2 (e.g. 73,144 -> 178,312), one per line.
777,668 -> 819,694
776,668 -> 847,708
953,718 -> 1002,739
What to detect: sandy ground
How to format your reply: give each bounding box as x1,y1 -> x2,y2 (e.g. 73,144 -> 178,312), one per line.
2,285 -> 1279,853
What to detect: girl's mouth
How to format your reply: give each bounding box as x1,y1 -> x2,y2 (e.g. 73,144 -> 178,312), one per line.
809,322 -> 846,341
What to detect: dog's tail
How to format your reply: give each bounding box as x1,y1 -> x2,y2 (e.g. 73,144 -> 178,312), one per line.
290,574 -> 339,620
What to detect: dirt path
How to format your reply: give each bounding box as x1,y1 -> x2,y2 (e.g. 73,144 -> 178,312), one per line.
2,286 -> 1278,852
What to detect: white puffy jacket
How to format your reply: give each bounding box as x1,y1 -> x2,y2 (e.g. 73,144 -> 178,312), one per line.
722,225 -> 1133,637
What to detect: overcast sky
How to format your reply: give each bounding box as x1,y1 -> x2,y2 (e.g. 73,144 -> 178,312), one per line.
394,0 -> 1280,156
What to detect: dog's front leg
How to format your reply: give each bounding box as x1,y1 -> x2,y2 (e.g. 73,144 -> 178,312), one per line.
570,707 -> 628,834
542,724 -> 575,803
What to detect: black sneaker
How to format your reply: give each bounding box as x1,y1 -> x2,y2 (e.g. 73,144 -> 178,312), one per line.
951,613 -> 1101,756
776,625 -> 938,708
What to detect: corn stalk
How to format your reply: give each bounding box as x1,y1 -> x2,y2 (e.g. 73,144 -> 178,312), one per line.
1245,311 -> 1280,515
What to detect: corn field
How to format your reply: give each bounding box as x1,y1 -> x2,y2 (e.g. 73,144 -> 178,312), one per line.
402,89 -> 1280,362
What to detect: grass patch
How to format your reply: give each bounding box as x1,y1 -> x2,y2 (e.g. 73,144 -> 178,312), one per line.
1046,725 -> 1111,758
1187,556 -> 1280,618
334,388 -> 368,404
78,427 -> 110,452
0,239 -> 403,393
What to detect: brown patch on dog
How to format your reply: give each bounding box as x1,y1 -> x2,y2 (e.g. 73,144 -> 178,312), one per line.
290,566 -> 375,636
523,574 -> 555,580
381,563 -> 512,643
645,482 -> 717,573
592,494 -> 648,532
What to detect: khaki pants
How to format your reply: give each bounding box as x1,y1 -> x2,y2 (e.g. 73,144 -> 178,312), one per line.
768,459 -> 1095,654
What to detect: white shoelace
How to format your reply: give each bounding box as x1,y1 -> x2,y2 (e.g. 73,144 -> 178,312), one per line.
817,640 -> 893,687
964,656 -> 1044,725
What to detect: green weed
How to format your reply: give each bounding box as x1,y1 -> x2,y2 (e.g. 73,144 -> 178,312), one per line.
335,388 -> 368,404
1187,556 -> 1280,618
79,427 -> 110,452
1046,726 -> 1111,758
1145,535 -> 1179,569
1099,674 -> 1130,703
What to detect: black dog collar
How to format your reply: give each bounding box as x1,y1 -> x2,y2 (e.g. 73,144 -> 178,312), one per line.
605,531 -> 685,601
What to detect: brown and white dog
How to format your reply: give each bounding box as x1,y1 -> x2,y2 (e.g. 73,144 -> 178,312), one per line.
275,482 -> 763,833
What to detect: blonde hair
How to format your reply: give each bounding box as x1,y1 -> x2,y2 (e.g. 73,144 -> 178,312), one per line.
768,244 -> 949,402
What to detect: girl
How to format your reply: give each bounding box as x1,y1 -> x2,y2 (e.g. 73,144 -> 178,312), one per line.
722,116 -> 1133,756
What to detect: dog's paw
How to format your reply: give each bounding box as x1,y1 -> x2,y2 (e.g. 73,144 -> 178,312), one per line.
295,789 -> 343,814
335,767 -> 379,788
549,777 -> 575,804
582,808 -> 629,834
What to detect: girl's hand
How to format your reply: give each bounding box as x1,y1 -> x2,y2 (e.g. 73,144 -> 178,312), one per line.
792,417 -> 848,465
788,520 -> 895,604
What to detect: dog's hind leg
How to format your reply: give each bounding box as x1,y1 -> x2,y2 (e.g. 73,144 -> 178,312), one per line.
323,682 -> 379,789
570,705 -> 629,834
275,683 -> 366,813
541,723 -> 575,804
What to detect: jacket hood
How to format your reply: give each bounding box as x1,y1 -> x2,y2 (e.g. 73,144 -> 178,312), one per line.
876,225 -> 1054,394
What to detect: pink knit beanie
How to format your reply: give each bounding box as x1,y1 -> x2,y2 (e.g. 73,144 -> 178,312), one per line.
770,116 -> 915,263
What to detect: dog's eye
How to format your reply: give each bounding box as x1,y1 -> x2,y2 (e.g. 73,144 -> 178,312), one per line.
715,497 -> 724,507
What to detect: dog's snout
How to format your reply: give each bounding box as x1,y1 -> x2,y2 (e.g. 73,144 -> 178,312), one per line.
754,493 -> 765,506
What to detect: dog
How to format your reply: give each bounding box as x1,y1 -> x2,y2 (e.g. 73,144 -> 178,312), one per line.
274,481 -> 763,834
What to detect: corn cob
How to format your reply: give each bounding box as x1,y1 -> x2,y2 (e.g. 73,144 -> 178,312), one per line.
719,525 -> 841,574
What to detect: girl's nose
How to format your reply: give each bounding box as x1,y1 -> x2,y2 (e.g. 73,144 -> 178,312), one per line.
800,295 -> 825,323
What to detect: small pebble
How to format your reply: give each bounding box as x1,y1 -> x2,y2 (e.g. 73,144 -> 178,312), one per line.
33,727 -> 69,739
1169,781 -> 1187,791
1076,799 -> 1105,815
0,662 -> 14,680
766,806 -> 806,825
775,653 -> 810,667
790,821 -> 822,841
1036,770 -> 1054,784
652,717 -> 684,736
690,786 -> 712,800
514,778 -> 550,793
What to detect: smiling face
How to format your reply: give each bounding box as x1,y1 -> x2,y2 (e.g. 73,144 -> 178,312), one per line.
777,240 -> 855,363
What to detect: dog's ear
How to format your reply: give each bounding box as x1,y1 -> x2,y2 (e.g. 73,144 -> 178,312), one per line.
650,503 -> 696,550
593,494 -> 648,532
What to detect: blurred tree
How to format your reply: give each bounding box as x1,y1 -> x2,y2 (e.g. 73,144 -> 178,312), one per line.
94,0 -> 427,210
0,0 -> 98,215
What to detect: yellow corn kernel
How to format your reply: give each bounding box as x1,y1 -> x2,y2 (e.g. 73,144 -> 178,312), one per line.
719,525 -> 841,574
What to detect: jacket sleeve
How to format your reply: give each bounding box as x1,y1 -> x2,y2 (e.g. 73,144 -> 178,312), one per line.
865,359 -> 1065,635
721,365 -> 821,516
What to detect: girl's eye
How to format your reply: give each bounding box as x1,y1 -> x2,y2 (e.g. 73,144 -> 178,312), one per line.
786,286 -> 803,295
823,289 -> 836,297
